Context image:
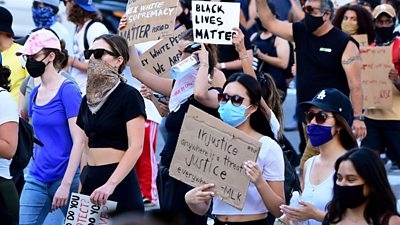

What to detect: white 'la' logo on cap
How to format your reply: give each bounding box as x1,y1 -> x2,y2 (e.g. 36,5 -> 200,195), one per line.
317,90 -> 326,100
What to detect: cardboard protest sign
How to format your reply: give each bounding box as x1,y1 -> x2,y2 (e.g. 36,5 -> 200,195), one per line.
353,34 -> 368,47
169,106 -> 261,210
139,26 -> 187,77
64,193 -> 117,225
119,0 -> 178,46
360,46 -> 393,109
192,1 -> 240,45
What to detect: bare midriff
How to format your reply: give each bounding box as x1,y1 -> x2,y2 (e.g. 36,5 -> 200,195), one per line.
216,213 -> 268,222
87,148 -> 125,166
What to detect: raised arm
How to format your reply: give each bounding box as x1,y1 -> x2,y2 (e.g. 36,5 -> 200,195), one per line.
341,41 -> 366,140
119,15 -> 174,97
255,0 -> 294,42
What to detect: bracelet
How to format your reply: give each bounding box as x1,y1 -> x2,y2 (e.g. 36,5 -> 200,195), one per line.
200,62 -> 209,67
221,62 -> 226,69
239,55 -> 248,60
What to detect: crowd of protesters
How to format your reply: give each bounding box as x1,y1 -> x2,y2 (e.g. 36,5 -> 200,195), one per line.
1,0 -> 400,225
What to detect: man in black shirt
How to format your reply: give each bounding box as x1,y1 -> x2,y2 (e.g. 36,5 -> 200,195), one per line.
255,0 -> 366,171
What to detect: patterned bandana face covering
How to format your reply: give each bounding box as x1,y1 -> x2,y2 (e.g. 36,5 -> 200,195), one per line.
32,6 -> 57,28
86,59 -> 126,114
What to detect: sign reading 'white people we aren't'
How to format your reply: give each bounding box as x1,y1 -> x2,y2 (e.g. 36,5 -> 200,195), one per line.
192,1 -> 240,45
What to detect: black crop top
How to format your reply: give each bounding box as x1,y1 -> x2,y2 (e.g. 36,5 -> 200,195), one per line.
76,82 -> 147,151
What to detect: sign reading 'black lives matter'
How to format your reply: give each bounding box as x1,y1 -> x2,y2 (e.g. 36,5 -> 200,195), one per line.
169,106 -> 261,210
119,0 -> 178,46
192,1 -> 240,45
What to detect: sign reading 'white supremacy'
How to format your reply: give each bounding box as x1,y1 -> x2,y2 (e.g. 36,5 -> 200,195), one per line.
119,0 -> 178,46
169,106 -> 261,210
192,1 -> 240,45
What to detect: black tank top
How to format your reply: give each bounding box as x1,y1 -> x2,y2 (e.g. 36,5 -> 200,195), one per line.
293,22 -> 357,105
252,33 -> 287,93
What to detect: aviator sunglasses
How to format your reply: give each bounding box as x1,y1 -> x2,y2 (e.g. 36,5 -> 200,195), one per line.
305,111 -> 334,124
84,49 -> 119,60
218,93 -> 245,107
303,5 -> 322,14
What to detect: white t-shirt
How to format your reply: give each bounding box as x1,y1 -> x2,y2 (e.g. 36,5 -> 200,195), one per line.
70,20 -> 108,96
269,109 -> 280,140
0,88 -> 18,179
51,22 -> 73,55
212,136 -> 285,215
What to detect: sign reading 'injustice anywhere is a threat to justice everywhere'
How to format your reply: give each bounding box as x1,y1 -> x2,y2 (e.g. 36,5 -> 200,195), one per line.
169,106 -> 261,210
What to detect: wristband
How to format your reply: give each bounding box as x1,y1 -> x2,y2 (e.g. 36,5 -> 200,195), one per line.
221,62 -> 226,69
353,115 -> 365,121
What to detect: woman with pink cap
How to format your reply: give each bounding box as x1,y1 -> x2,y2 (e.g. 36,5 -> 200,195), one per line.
16,28 -> 83,225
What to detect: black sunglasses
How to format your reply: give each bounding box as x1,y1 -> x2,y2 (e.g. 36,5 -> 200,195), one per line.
305,111 -> 334,124
303,5 -> 322,14
218,93 -> 245,107
84,49 -> 119,60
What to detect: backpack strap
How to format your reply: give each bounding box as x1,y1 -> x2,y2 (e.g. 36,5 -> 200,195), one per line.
83,20 -> 97,51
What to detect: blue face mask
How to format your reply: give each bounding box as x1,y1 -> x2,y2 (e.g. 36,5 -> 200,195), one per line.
32,6 -> 57,28
306,124 -> 333,147
218,102 -> 250,127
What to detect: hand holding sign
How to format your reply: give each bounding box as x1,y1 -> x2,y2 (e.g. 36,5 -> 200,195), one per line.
244,160 -> 263,185
90,182 -> 116,206
232,27 -> 247,56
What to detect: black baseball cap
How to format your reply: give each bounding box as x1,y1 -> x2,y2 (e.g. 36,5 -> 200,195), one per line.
299,88 -> 354,125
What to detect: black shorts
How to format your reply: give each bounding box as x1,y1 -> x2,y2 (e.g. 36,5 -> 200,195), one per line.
214,217 -> 268,225
80,163 -> 144,215
362,118 -> 400,163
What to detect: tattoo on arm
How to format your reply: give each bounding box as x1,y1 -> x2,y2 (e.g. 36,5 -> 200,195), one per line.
342,55 -> 361,65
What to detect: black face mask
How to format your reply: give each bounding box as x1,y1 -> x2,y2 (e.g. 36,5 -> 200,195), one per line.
335,184 -> 368,209
376,25 -> 395,42
26,55 -> 49,78
304,13 -> 325,33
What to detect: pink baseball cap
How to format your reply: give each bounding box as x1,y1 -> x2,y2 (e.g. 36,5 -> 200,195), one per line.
16,28 -> 60,56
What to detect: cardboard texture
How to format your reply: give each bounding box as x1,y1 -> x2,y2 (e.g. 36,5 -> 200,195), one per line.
139,26 -> 187,77
169,106 -> 261,210
360,46 -> 393,109
192,1 -> 240,45
353,34 -> 368,47
119,0 -> 178,46
64,193 -> 117,225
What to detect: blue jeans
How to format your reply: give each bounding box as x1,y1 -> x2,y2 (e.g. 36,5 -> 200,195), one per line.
19,171 -> 79,225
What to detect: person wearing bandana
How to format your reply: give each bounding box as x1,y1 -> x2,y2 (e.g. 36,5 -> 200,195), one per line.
76,34 -> 146,215
255,0 -> 366,176
323,147 -> 400,225
31,0 -> 73,55
120,15 -> 226,224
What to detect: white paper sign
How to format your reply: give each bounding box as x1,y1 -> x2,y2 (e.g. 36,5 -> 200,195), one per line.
64,193 -> 117,225
192,1 -> 240,45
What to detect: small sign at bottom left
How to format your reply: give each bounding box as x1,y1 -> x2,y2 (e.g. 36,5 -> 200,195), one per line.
64,193 -> 117,225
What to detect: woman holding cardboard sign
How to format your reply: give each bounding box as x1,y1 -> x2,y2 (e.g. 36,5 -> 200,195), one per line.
120,15 -> 226,225
185,72 -> 285,224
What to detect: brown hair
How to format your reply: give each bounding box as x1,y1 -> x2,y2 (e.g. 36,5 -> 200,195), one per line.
67,1 -> 102,25
333,113 -> 357,150
180,29 -> 217,77
94,34 -> 129,74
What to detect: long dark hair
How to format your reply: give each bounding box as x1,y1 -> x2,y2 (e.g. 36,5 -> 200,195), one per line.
332,5 -> 375,44
0,65 -> 11,91
180,28 -> 217,76
333,113 -> 357,150
67,1 -> 102,25
224,73 -> 275,140
326,147 -> 399,225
